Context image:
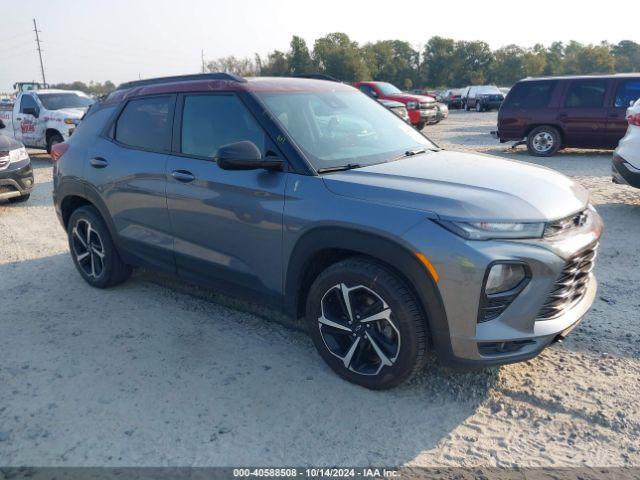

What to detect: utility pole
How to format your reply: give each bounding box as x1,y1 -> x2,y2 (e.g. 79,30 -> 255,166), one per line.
201,50 -> 206,73
33,18 -> 46,85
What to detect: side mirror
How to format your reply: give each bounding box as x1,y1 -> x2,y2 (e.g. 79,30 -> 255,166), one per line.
216,141 -> 283,171
23,106 -> 39,118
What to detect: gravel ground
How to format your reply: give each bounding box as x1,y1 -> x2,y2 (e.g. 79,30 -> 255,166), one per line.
0,111 -> 639,468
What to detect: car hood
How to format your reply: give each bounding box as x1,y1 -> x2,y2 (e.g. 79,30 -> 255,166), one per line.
322,150 -> 589,222
53,107 -> 88,118
385,93 -> 435,104
0,133 -> 24,151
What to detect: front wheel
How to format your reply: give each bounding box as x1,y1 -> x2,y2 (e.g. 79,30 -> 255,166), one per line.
415,121 -> 426,131
46,133 -> 63,154
67,206 -> 131,288
305,257 -> 429,389
527,126 -> 561,157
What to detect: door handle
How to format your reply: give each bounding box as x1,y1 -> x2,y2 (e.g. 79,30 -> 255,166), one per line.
171,170 -> 195,183
90,157 -> 108,168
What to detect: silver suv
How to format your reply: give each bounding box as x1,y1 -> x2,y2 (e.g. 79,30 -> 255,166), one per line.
52,74 -> 602,389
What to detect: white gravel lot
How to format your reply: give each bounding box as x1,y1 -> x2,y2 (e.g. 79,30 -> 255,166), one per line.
0,111 -> 639,468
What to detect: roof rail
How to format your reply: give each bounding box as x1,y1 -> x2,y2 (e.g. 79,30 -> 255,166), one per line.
117,72 -> 247,90
292,73 -> 340,82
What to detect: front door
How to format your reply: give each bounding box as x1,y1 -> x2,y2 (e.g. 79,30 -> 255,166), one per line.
166,92 -> 287,304
558,79 -> 610,148
84,95 -> 176,271
606,77 -> 640,147
15,93 -> 44,148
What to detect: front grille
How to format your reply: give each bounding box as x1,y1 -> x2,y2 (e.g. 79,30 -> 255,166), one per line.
537,244 -> 598,320
478,340 -> 535,356
0,151 -> 9,170
419,102 -> 435,110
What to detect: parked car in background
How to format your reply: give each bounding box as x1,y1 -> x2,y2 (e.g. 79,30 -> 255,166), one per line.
355,81 -> 437,130
494,74 -> 640,156
377,98 -> 410,123
612,98 -> 640,189
499,87 -> 511,96
435,102 -> 449,122
0,121 -> 34,203
54,73 -> 602,389
464,85 -> 505,112
460,86 -> 471,109
0,87 -> 94,153
443,89 -> 465,109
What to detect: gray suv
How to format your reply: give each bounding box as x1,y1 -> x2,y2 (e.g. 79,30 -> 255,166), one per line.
52,74 -> 603,389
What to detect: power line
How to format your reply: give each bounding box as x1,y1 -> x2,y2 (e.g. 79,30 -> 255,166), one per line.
33,18 -> 46,84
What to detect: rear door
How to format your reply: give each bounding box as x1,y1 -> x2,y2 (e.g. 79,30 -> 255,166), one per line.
165,92 -> 287,303
84,94 -> 176,270
558,79 -> 611,148
606,77 -> 640,147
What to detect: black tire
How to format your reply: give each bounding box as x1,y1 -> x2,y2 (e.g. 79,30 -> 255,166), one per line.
475,101 -> 483,112
8,193 -> 30,203
67,205 -> 131,288
46,132 -> 63,154
526,125 -> 561,157
416,121 -> 426,131
305,256 -> 429,390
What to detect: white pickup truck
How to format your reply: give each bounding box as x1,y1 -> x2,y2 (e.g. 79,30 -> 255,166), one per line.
0,89 -> 93,152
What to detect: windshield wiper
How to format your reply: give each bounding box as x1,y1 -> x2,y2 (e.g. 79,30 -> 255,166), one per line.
389,148 -> 429,162
317,163 -> 362,174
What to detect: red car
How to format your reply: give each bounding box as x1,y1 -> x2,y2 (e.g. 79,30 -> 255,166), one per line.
354,81 -> 437,130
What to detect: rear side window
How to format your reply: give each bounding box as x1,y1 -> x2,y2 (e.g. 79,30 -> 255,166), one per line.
564,80 -> 608,108
614,79 -> 640,108
115,96 -> 172,151
505,81 -> 557,108
180,94 -> 265,158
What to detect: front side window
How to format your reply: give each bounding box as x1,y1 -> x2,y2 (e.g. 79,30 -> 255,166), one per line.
20,94 -> 38,114
180,94 -> 266,158
358,85 -> 375,97
115,96 -> 172,151
564,80 -> 608,108
38,93 -> 94,110
506,81 -> 557,108
256,90 -> 436,170
614,79 -> 640,108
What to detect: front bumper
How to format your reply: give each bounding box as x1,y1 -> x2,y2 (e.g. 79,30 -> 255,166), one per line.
409,109 -> 438,125
0,158 -> 34,200
402,207 -> 603,368
612,153 -> 640,189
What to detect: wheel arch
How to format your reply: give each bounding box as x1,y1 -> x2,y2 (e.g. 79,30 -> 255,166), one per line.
59,184 -> 119,245
284,227 -> 451,356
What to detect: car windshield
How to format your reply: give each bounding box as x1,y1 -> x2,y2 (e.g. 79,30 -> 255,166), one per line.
256,90 -> 436,170
477,86 -> 502,95
376,83 -> 403,96
38,93 -> 94,110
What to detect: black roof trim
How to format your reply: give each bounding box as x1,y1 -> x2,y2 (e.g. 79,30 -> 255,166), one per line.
292,73 -> 341,82
117,73 -> 247,90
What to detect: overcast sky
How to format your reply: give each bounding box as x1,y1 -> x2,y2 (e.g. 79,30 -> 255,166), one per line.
1,0 -> 636,92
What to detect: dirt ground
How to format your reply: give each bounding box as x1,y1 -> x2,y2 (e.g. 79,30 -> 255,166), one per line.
0,111 -> 639,468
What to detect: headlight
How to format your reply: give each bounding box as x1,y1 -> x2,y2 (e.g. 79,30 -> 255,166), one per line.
9,147 -> 29,164
436,220 -> 545,240
64,118 -> 79,125
406,101 -> 418,110
485,263 -> 527,294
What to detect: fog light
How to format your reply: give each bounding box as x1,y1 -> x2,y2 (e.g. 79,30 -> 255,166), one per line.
485,263 -> 526,294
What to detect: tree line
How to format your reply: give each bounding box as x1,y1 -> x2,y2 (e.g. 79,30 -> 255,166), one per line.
49,80 -> 116,96
206,34 -> 640,90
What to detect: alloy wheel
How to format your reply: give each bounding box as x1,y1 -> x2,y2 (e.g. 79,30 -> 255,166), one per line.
532,131 -> 554,153
318,283 -> 401,376
71,218 -> 105,279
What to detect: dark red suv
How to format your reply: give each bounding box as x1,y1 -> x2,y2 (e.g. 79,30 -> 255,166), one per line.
494,74 -> 640,156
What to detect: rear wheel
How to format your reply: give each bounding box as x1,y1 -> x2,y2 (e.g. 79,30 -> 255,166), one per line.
67,206 -> 131,288
527,126 -> 561,157
305,257 -> 428,389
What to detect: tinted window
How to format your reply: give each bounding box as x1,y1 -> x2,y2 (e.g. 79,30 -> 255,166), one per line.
564,80 -> 608,108
358,85 -> 375,97
115,96 -> 172,151
614,79 -> 640,108
20,94 -> 38,114
181,94 -> 265,158
506,81 -> 557,108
